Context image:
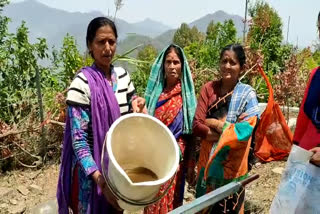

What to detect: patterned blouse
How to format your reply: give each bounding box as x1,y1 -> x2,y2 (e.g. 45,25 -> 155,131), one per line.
66,65 -> 137,212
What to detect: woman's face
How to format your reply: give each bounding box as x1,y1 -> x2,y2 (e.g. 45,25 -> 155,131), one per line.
164,50 -> 182,83
89,25 -> 116,69
220,50 -> 241,84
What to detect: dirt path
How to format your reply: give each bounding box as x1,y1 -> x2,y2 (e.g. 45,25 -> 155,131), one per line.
0,161 -> 286,214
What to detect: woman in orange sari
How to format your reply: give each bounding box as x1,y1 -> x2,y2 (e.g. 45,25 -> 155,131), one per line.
193,44 -> 260,213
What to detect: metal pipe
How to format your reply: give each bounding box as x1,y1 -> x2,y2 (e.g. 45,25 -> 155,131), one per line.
35,66 -> 46,156
286,16 -> 291,44
243,0 -> 249,43
169,174 -> 259,214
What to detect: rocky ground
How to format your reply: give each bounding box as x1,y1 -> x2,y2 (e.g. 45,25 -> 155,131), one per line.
0,160 -> 287,214
0,165 -> 59,214
245,161 -> 286,214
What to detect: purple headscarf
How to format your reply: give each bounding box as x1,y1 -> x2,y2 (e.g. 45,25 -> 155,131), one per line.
57,65 -> 121,213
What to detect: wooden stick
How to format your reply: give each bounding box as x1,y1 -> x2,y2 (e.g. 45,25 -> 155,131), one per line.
48,120 -> 65,126
239,63 -> 258,81
0,129 -> 39,139
0,119 -> 64,139
11,141 -> 42,160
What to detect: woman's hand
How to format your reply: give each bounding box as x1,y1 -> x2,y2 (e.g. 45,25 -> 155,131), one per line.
132,97 -> 147,113
205,128 -> 220,142
237,113 -> 248,123
91,171 -> 123,211
205,118 -> 224,133
310,147 -> 320,166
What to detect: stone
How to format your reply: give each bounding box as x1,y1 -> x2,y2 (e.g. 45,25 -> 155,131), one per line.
17,186 -> 29,196
9,204 -> 26,214
9,199 -> 18,205
184,191 -> 195,202
30,199 -> 59,214
29,184 -> 42,192
0,203 -> 8,208
272,167 -> 284,175
288,118 -> 297,131
0,187 -> 14,198
28,170 -> 42,179
246,190 -> 253,195
255,162 -> 262,167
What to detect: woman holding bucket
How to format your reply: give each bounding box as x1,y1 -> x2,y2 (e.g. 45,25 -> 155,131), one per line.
192,44 -> 260,213
57,17 -> 145,213
144,44 -> 197,213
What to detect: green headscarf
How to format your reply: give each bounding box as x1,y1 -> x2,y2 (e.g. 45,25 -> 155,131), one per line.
145,44 -> 197,134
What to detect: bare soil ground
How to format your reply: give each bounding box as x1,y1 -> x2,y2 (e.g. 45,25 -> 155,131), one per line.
245,161 -> 286,214
0,161 -> 286,214
0,165 -> 59,214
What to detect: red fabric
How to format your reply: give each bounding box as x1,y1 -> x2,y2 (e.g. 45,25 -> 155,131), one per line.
144,174 -> 176,214
144,82 -> 185,214
144,138 -> 186,214
197,139 -> 214,179
293,67 -> 320,150
192,81 -> 222,139
71,164 -> 79,214
204,117 -> 258,181
254,66 -> 293,162
154,82 -> 183,126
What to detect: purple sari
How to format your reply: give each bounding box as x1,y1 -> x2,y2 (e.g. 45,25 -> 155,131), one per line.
57,66 -> 121,213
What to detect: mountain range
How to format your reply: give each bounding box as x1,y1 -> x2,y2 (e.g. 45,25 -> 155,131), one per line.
3,0 -> 246,55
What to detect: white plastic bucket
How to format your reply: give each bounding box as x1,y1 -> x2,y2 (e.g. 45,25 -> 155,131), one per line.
101,113 -> 180,211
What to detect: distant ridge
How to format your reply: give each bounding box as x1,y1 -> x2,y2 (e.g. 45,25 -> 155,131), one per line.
3,0 -> 245,54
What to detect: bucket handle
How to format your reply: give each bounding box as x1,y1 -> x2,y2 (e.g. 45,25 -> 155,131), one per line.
101,140 -> 176,206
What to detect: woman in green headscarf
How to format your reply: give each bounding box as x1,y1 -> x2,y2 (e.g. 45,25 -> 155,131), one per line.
144,44 -> 197,213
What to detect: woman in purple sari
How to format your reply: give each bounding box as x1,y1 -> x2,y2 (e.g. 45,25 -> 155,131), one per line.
56,17 -> 145,214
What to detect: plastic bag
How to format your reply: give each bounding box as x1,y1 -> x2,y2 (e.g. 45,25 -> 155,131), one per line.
270,145 -> 320,214
254,65 -> 293,162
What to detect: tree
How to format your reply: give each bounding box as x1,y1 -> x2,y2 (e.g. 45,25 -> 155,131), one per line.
182,20 -> 238,94
0,21 -> 50,122
173,23 -> 203,48
184,20 -> 237,70
136,44 -> 158,72
206,21 -> 218,41
0,0 -> 126,168
59,34 -> 85,88
204,20 -> 237,68
131,44 -> 158,96
190,26 -> 203,42
243,1 -> 298,105
0,0 -> 8,43
274,51 -> 308,112
312,49 -> 320,65
247,0 -> 286,74
206,20 -> 237,45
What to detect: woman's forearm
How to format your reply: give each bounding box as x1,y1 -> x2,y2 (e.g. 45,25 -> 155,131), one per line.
205,118 -> 224,133
69,106 -> 98,176
205,128 -> 221,142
